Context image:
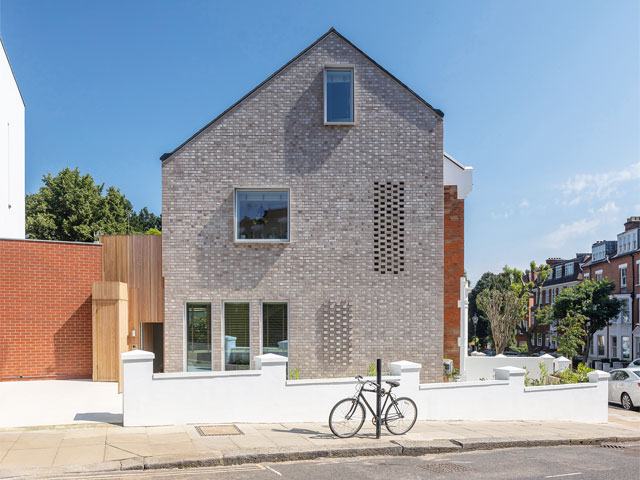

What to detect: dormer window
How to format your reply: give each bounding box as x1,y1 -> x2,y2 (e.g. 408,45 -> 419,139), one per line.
324,67 -> 354,124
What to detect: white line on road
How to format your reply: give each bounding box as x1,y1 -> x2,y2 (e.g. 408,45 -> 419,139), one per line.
265,465 -> 283,476
544,473 -> 583,478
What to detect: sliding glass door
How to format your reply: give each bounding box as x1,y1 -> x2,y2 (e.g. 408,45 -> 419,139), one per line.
186,303 -> 212,371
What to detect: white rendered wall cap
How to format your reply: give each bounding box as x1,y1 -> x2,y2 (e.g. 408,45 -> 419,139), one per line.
540,354 -> 554,358
555,356 -> 569,361
495,354 -> 507,358
254,353 -> 288,365
388,360 -> 422,371
121,350 -> 155,361
494,366 -> 526,376
587,370 -> 610,381
443,153 -> 473,200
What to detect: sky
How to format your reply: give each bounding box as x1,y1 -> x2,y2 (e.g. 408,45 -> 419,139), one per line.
1,0 -> 638,284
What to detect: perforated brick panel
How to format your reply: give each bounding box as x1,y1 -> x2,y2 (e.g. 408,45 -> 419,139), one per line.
319,301 -> 352,367
373,181 -> 405,274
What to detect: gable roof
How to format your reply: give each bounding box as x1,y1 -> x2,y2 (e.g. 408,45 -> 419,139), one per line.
160,27 -> 444,162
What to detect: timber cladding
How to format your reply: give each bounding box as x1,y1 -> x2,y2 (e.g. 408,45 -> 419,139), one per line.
0,238 -> 102,381
99,235 -> 164,350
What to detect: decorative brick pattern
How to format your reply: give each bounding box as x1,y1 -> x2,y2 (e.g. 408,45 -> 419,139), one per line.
0,239 -> 102,380
162,32 -> 445,382
373,181 -> 405,274
319,301 -> 352,368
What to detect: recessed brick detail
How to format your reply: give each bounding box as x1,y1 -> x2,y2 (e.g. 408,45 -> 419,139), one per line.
443,186 -> 464,369
0,239 -> 102,381
319,301 -> 352,369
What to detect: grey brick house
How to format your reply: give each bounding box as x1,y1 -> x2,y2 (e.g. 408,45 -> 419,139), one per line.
160,28 -> 472,382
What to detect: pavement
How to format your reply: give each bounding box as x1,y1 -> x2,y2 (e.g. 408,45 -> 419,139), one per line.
0,414 -> 639,479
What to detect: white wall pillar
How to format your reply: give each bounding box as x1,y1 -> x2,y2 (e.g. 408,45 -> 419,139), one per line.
121,350 -> 155,427
458,277 -> 471,380
389,360 -> 421,396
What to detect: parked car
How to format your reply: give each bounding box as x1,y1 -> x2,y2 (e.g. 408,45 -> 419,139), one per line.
629,358 -> 640,367
608,368 -> 640,410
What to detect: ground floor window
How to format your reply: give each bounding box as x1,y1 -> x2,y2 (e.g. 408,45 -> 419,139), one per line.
537,333 -> 542,347
621,336 -> 631,360
186,303 -> 212,372
597,335 -> 605,356
611,336 -> 618,358
262,302 -> 288,357
224,302 -> 250,370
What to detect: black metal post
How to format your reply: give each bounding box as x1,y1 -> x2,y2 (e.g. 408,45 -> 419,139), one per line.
376,358 -> 381,439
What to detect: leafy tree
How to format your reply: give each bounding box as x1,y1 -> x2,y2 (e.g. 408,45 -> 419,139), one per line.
130,207 -> 162,233
556,313 -> 587,359
146,228 -> 161,235
468,272 -> 509,349
26,168 -> 161,241
504,262 -> 552,354
476,288 -> 521,354
552,279 -> 624,363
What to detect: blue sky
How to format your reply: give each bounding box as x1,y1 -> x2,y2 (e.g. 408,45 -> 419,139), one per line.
1,0 -> 638,283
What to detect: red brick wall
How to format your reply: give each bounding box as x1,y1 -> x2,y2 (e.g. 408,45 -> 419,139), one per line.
444,186 -> 464,368
0,239 -> 102,380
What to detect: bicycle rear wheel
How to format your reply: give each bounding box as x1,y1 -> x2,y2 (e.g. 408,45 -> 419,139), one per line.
384,397 -> 417,435
329,398 -> 366,438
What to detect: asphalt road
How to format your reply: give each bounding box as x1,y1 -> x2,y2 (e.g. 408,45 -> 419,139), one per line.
61,444 -> 640,480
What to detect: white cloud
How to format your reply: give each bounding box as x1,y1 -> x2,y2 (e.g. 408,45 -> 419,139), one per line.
543,218 -> 601,249
597,201 -> 619,214
561,161 -> 640,205
519,199 -> 529,208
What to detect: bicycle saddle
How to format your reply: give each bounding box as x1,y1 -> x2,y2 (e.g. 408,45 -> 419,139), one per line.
385,380 -> 400,388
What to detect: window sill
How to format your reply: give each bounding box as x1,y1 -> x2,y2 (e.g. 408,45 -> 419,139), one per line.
324,121 -> 356,126
234,239 -> 290,244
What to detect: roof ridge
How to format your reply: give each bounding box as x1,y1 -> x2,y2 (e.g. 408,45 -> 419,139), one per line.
160,27 -> 443,162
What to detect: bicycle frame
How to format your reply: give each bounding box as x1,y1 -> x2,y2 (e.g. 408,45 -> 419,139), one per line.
347,380 -> 400,423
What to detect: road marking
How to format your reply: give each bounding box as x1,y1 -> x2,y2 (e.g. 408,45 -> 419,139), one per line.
265,465 -> 283,476
65,464 -> 265,479
544,473 -> 582,478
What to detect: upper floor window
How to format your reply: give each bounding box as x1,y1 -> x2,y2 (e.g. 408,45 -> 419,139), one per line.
620,267 -> 627,288
620,298 -> 630,323
565,263 -> 574,276
555,265 -> 562,278
595,270 -> 603,281
325,67 -> 354,124
235,189 -> 290,242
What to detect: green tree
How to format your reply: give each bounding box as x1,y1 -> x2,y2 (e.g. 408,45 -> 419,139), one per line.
476,288 -> 521,354
468,272 -> 509,349
26,168 -> 160,241
552,279 -> 624,363
130,207 -> 162,233
504,262 -> 552,354
556,313 -> 587,358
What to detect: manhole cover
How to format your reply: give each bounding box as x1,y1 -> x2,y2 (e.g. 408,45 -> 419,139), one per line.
195,425 -> 243,436
420,463 -> 469,473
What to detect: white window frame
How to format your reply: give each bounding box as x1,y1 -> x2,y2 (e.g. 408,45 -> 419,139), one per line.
611,335 -> 617,358
537,333 -> 543,347
597,335 -> 605,356
222,300 -> 253,371
565,263 -> 574,276
184,301 -> 214,372
637,260 -> 640,286
324,65 -> 356,125
595,269 -> 603,282
622,336 -> 631,360
556,265 -> 562,278
234,187 -> 291,244
619,264 -> 627,288
260,300 -> 290,357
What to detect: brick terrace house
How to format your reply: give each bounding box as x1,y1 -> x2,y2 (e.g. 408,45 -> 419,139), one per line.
160,29 -> 472,382
582,217 -> 640,363
519,254 -> 590,353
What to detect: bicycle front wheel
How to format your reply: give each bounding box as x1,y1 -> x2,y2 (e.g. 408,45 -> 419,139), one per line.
329,398 -> 366,438
384,397 -> 417,435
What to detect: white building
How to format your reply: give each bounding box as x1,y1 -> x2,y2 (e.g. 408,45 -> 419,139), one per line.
0,37 -> 25,239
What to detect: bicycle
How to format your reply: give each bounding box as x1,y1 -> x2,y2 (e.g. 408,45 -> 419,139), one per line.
328,375 -> 417,438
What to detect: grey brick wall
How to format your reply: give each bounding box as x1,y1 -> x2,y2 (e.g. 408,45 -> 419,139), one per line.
162,32 -> 444,382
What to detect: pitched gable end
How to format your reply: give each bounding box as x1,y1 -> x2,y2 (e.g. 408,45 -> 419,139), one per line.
160,27 -> 443,162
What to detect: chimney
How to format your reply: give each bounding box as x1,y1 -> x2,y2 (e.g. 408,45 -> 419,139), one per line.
546,257 -> 563,266
624,216 -> 640,231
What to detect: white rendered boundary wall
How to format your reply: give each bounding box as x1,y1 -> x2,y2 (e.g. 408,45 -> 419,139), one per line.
122,351 -> 608,427
465,354 -> 572,381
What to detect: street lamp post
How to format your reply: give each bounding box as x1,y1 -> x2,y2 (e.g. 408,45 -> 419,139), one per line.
472,314 -> 479,352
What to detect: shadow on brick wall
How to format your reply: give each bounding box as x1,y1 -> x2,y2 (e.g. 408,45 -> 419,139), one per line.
284,71 -> 349,175
196,192 -> 286,290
